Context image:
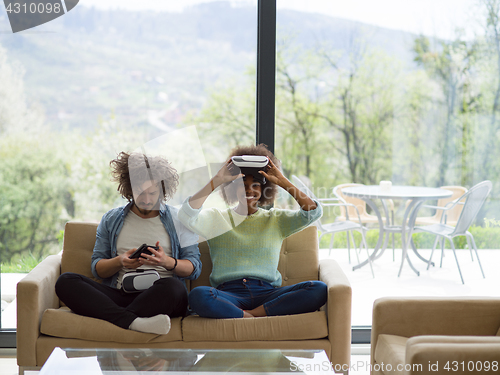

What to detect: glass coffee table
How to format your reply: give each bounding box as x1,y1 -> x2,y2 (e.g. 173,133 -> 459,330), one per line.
39,347 -> 335,374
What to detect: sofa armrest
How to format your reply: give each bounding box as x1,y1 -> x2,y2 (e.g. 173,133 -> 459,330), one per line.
319,258 -> 352,371
405,336 -> 500,375
17,253 -> 62,367
371,297 -> 500,366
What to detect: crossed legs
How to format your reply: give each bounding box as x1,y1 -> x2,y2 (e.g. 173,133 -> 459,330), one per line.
188,278 -> 327,319
55,272 -> 187,332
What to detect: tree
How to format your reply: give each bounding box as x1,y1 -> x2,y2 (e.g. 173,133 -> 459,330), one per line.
186,76 -> 255,148
0,134 -> 73,262
413,34 -> 479,187
314,43 -> 398,184
275,44 -> 328,181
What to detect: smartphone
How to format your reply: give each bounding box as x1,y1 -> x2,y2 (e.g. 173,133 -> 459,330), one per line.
129,244 -> 158,259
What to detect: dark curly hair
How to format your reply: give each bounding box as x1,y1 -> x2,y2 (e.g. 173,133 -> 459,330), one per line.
110,152 -> 179,203
221,144 -> 280,206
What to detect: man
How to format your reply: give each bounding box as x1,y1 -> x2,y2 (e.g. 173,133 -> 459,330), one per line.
55,152 -> 201,335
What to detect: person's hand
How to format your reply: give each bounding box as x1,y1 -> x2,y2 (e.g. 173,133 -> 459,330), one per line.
121,249 -> 142,269
137,241 -> 175,270
259,158 -> 287,187
212,160 -> 244,188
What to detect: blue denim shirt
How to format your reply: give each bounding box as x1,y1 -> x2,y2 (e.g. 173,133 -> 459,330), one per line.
91,202 -> 201,288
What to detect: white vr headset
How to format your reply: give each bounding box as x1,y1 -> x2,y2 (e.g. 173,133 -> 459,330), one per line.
229,155 -> 269,184
122,269 -> 160,293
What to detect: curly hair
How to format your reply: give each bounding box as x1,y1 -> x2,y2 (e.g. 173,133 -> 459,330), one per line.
221,144 -> 280,206
110,152 -> 179,203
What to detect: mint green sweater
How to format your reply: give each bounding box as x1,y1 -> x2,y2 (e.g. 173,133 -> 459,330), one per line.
179,199 -> 322,287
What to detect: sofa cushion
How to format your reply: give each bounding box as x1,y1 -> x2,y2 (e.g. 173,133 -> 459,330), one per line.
278,226 -> 320,286
61,222 -> 98,280
182,311 -> 328,342
40,308 -> 182,343
374,334 -> 408,375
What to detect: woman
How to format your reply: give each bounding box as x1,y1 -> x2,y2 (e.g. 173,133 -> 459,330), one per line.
178,144 -> 326,318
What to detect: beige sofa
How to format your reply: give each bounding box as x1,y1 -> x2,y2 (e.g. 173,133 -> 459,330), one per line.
17,222 -> 352,374
371,297 -> 500,375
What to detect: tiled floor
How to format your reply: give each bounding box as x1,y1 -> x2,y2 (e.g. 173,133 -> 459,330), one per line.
319,247 -> 500,326
0,350 -> 18,375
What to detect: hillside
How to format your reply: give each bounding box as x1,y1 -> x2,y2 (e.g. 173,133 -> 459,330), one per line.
0,2 -> 420,132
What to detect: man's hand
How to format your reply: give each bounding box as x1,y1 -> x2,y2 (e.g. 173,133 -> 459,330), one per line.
137,241 -> 176,270
137,241 -> 195,276
95,248 -> 141,278
121,248 -> 142,269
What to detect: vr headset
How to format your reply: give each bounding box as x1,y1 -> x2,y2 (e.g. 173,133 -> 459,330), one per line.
228,155 -> 269,184
122,269 -> 160,293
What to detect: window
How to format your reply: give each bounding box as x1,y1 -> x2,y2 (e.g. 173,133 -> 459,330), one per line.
275,0 -> 500,332
0,0 -> 257,343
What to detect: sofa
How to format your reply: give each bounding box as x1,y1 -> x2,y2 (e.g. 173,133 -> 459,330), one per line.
17,222 -> 352,374
371,297 -> 500,375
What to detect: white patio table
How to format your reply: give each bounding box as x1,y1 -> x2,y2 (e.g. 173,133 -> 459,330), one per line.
342,185 -> 452,276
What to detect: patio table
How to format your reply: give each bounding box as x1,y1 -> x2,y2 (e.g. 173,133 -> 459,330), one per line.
342,185 -> 452,276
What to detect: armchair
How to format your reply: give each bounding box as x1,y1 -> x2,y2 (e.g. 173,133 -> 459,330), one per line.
371,297 -> 500,375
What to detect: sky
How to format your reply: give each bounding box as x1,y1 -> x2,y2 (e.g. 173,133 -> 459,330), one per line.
80,0 -> 481,40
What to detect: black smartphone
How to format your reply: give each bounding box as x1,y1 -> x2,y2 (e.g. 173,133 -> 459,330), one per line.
129,244 -> 159,259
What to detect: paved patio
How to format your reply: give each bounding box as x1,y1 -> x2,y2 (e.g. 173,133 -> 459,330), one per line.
320,246 -> 500,326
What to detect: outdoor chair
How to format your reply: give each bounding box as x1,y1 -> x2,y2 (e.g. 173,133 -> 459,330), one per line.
412,180 -> 492,284
291,175 -> 373,277
334,183 -> 396,261
415,185 -> 467,226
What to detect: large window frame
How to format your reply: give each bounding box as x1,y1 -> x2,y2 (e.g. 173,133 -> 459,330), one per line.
255,0 -> 369,344
0,0 -> 369,348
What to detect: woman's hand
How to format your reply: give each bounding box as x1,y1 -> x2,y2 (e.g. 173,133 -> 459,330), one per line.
212,160 -> 244,188
259,158 -> 287,188
260,158 -> 317,211
188,160 -> 243,210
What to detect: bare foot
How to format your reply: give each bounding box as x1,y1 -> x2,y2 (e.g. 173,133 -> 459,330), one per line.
243,310 -> 254,318
245,305 -> 267,317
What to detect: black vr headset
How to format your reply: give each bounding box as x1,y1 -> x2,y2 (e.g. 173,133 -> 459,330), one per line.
228,155 -> 269,184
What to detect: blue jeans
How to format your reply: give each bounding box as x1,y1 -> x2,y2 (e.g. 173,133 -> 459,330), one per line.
188,278 -> 327,318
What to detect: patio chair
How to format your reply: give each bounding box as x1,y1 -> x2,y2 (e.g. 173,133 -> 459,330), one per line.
291,175 -> 373,277
415,185 -> 467,226
413,180 -> 492,284
334,183 -> 396,261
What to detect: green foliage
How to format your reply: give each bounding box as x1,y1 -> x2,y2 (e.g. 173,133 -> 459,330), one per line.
0,132 -> 72,263
484,217 -> 500,227
0,44 -> 142,264
0,251 -> 45,273
319,225 -> 500,250
413,34 -> 480,188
